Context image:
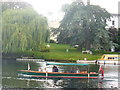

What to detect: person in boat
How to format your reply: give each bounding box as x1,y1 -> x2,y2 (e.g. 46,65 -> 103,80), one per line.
95,60 -> 98,64
76,68 -> 80,73
70,67 -> 75,73
52,65 -> 58,72
38,67 -> 43,72
99,66 -> 104,77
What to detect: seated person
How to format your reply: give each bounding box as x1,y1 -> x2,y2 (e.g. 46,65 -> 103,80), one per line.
76,68 -> 80,73
70,68 -> 75,73
38,67 -> 43,72
52,65 -> 58,72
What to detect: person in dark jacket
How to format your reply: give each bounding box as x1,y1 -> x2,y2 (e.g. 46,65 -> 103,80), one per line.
52,65 -> 58,72
70,67 -> 75,73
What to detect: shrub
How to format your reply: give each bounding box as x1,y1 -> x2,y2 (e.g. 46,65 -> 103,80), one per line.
40,48 -> 50,52
50,39 -> 55,43
92,50 -> 118,55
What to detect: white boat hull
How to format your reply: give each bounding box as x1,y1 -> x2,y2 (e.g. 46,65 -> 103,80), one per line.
76,60 -> 95,64
97,60 -> 120,65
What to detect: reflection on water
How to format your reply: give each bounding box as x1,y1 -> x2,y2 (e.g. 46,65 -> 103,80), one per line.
100,65 -> 119,88
2,59 -> 119,88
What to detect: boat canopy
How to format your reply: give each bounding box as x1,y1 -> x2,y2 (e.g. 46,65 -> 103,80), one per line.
46,62 -> 89,66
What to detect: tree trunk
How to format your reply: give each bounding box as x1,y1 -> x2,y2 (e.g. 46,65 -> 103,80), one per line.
85,41 -> 90,50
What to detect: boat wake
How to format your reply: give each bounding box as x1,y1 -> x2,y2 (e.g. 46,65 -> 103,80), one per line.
2,76 -> 17,79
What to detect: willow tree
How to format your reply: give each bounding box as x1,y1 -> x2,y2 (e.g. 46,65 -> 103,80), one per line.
2,7 -> 49,53
56,1 -> 112,51
1,1 -> 33,12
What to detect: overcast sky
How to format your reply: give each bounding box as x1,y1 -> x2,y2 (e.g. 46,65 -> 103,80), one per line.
25,0 -> 120,21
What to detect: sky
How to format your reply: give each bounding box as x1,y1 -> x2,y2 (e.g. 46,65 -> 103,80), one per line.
24,0 -> 120,21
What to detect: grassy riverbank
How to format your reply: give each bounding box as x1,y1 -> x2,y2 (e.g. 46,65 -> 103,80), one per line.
4,43 -> 118,61
17,43 -> 118,61
40,43 -> 101,60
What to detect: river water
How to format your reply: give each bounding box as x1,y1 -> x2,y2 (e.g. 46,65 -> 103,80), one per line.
1,58 -> 120,89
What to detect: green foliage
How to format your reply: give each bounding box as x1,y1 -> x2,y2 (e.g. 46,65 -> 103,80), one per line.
115,28 -> 120,51
56,1 -> 112,51
50,39 -> 56,43
1,2 -> 33,12
2,3 -> 49,53
92,50 -> 118,55
108,27 -> 119,51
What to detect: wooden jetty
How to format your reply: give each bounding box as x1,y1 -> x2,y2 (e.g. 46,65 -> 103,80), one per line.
16,58 -> 45,62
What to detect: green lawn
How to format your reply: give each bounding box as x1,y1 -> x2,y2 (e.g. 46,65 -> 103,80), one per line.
18,43 -> 118,61
32,43 -> 102,61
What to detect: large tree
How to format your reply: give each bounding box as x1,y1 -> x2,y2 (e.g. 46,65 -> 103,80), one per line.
2,2 -> 49,53
108,27 -> 119,50
115,28 -> 120,51
56,1 -> 112,51
1,1 -> 33,12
